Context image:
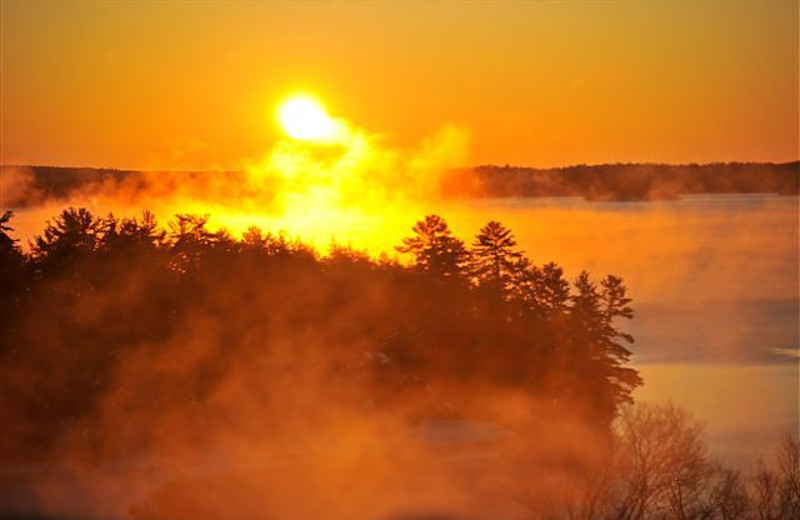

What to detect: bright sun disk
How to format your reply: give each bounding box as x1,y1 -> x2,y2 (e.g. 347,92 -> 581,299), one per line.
278,96 -> 336,140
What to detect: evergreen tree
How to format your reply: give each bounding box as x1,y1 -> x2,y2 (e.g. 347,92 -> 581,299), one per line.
569,271 -> 642,421
470,220 -> 523,294
100,211 -> 164,253
396,215 -> 469,280
512,260 -> 572,319
30,207 -> 103,273
0,210 -> 25,297
0,210 -> 18,256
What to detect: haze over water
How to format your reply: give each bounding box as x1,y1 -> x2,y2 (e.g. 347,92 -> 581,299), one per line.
438,194 -> 799,466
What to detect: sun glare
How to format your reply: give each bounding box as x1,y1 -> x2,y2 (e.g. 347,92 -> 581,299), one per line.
278,95 -> 336,141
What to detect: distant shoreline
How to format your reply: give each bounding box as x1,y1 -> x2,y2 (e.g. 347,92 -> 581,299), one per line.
1,161 -> 798,207
444,161 -> 799,201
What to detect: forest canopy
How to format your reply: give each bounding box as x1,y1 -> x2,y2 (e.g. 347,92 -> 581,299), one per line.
0,207 -> 640,462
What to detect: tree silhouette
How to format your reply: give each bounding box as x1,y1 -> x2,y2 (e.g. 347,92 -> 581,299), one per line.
396,215 -> 469,280
101,211 -> 164,253
30,207 -> 103,275
167,214 -> 237,273
0,210 -> 23,278
512,260 -> 571,319
0,210 -> 18,255
0,210 -> 25,329
169,214 -> 213,249
470,220 -> 523,295
597,274 -> 641,407
568,271 -> 642,421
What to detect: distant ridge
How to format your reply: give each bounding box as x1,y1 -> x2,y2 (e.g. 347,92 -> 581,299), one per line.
1,161 -> 798,207
443,161 -> 799,201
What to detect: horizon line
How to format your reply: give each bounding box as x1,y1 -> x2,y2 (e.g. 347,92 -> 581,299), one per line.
1,159 -> 798,174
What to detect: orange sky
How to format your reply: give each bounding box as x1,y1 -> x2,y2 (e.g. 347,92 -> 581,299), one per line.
1,0 -> 797,170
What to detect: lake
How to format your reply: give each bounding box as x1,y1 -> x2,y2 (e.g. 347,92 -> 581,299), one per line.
440,194 -> 799,466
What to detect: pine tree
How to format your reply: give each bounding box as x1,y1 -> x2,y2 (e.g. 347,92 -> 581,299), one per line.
396,215 -> 469,280
470,220 -> 523,294
31,207 -> 103,271
568,271 -> 642,422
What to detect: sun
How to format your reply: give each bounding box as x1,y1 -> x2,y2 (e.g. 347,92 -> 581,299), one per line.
277,95 -> 336,141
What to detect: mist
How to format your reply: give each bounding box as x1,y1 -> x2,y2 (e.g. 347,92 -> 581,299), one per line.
2,201 -> 646,519
1,121 -> 798,519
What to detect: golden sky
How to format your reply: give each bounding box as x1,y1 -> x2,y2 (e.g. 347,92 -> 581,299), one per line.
1,0 -> 797,169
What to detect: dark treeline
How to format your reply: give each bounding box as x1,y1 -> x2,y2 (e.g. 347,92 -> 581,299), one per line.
5,165 -> 138,204
0,207 -> 640,461
444,161 -> 800,200
2,161 -> 798,207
